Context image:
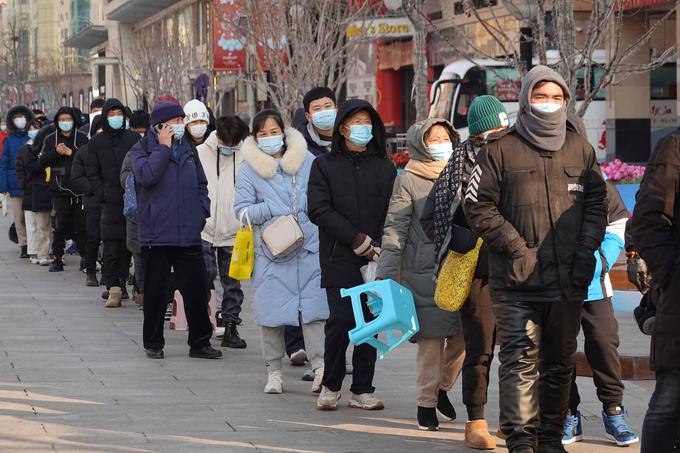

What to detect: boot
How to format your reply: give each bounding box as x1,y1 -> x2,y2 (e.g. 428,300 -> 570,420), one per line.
105,286 -> 123,308
49,258 -> 64,272
134,292 -> 144,306
86,273 -> 99,287
464,419 -> 496,450
20,245 -> 28,258
121,286 -> 130,300
221,321 -> 247,349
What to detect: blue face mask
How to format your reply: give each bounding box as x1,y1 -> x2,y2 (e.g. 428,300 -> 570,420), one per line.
532,103 -> 563,114
347,124 -> 372,147
428,142 -> 453,161
27,130 -> 39,140
218,144 -> 239,156
257,135 -> 284,155
171,124 -> 185,141
311,109 -> 336,131
107,115 -> 124,130
58,121 -> 74,132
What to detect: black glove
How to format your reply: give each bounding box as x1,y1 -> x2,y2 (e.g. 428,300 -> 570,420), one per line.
626,252 -> 651,294
449,225 -> 478,254
571,245 -> 596,288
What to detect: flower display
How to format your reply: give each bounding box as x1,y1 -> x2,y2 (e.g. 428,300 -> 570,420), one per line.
389,150 -> 410,168
601,159 -> 645,184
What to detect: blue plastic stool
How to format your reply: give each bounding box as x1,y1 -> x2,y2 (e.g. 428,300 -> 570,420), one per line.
341,279 -> 420,359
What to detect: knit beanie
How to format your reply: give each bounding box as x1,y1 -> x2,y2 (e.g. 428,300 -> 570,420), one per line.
467,95 -> 508,136
183,99 -> 210,125
150,101 -> 185,126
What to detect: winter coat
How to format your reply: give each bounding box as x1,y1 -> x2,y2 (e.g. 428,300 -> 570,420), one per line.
23,128 -> 52,213
308,99 -> 397,288
297,121 -> 332,156
119,150 -> 139,254
39,107 -> 89,198
15,143 -> 34,210
233,128 -> 329,328
198,131 -> 243,247
464,128 -> 607,303
86,99 -> 141,240
629,128 -> 680,371
131,131 -> 210,247
0,106 -> 34,197
71,144 -> 100,212
376,118 -> 461,339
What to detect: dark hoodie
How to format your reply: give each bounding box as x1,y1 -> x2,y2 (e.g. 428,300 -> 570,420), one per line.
85,98 -> 141,241
0,105 -> 35,197
39,106 -> 89,198
16,124 -> 53,212
71,115 -> 103,212
307,99 -> 396,288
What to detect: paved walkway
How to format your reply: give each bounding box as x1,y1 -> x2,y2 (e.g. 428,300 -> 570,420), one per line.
0,216 -> 652,452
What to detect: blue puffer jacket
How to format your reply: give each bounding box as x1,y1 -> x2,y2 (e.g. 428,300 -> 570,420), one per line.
233,128 -> 329,328
131,130 -> 210,247
0,106 -> 34,197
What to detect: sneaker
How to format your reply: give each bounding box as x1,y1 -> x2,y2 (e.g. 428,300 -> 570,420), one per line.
417,406 -> 439,431
164,302 -> 173,321
562,411 -> 583,445
29,255 -> 39,264
302,368 -> 315,381
311,367 -> 324,393
49,259 -> 64,272
38,256 -> 51,266
65,240 -> 77,255
290,349 -> 308,366
602,406 -> 639,446
348,393 -> 384,410
317,386 -> 340,410
437,389 -> 456,421
264,370 -> 283,394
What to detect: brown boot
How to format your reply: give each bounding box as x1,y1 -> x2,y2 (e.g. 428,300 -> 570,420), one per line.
105,286 -> 123,308
464,419 -> 496,450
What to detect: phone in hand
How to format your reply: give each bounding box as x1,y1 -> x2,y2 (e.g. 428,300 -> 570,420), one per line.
153,123 -> 166,135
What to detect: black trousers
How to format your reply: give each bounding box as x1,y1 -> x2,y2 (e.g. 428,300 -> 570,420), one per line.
142,245 -> 212,351
568,297 -> 624,413
285,326 -> 305,356
52,196 -> 86,259
84,209 -> 101,275
322,287 -> 376,395
641,369 -> 680,453
459,277 -> 496,420
103,236 -> 131,289
493,299 -> 582,451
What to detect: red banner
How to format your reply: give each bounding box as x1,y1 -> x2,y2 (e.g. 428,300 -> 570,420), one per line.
620,0 -> 673,10
213,0 -> 246,72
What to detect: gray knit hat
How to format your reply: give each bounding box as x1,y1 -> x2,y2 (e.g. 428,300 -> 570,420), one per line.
467,95 -> 508,136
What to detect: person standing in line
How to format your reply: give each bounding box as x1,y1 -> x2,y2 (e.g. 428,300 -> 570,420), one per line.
377,118 -> 465,431
198,115 -> 249,349
184,100 -> 211,147
1,105 -> 35,258
129,110 -> 150,137
234,109 -> 328,394
131,101 -> 221,360
464,66 -> 607,453
39,107 -> 89,272
79,98 -> 105,137
308,99 -> 396,411
15,119 -> 43,263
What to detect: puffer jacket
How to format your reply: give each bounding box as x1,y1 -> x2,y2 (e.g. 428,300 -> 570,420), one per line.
0,105 -> 34,197
119,150 -> 139,255
198,131 -> 243,247
376,118 -> 462,339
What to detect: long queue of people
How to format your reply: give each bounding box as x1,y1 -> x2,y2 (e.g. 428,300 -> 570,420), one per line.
2,64 -> 675,453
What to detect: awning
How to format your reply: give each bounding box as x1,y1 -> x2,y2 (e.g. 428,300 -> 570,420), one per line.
64,25 -> 108,49
106,0 -> 179,23
620,0 -> 674,10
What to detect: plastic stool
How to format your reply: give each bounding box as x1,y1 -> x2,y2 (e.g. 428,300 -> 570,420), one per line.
170,289 -> 217,332
342,279 -> 420,359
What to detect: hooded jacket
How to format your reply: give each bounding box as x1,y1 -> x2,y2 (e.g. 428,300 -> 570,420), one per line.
198,130 -> 243,247
0,105 -> 35,197
297,121 -> 332,156
39,107 -> 89,198
19,126 -> 53,213
86,99 -> 141,241
308,99 -> 397,288
376,118 -> 462,339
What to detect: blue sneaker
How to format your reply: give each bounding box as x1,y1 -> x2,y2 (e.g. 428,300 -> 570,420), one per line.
602,406 -> 640,446
562,411 -> 583,445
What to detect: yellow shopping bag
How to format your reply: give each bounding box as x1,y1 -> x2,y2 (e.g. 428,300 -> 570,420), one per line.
434,238 -> 483,312
229,210 -> 254,280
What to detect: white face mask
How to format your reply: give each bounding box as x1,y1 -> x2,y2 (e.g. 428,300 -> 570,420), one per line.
188,123 -> 208,138
531,103 -> 563,114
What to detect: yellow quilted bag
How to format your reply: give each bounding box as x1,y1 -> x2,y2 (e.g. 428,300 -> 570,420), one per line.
228,210 -> 255,281
434,238 -> 483,312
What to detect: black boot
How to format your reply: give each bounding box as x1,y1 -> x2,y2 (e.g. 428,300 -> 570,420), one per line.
20,246 -> 28,258
437,389 -> 456,420
417,406 -> 439,431
221,322 -> 247,349
121,286 -> 129,300
49,258 -> 64,272
86,273 -> 99,287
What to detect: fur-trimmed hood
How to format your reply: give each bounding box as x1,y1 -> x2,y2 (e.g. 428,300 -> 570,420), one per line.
240,127 -> 308,179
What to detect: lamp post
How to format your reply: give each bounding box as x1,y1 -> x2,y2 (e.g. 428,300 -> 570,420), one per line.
502,0 -> 539,74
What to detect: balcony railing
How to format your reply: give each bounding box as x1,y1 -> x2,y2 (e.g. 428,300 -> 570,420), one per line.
105,0 -> 180,23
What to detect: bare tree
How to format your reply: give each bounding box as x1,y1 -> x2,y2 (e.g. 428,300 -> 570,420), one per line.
0,13 -> 31,108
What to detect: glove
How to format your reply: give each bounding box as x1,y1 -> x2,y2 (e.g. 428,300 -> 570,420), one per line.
627,252 -> 651,294
352,233 -> 380,262
571,245 -> 596,288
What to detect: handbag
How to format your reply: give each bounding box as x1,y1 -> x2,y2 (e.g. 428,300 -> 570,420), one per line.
434,238 -> 483,312
228,210 -> 255,280
261,174 -> 305,258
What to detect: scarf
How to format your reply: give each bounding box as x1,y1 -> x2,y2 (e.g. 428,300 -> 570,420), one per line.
404,159 -> 446,181
307,122 -> 331,149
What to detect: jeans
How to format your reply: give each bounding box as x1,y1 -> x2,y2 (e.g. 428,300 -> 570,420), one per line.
641,369 -> 680,453
201,241 -> 244,324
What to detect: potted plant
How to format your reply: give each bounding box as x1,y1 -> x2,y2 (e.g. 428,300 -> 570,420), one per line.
600,159 -> 646,213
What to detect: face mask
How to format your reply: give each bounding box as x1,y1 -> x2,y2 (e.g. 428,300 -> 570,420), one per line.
257,135 -> 284,155
531,103 -> 563,114
428,142 -> 453,161
347,124 -> 372,147
59,121 -> 74,132
171,124 -> 185,141
14,117 -> 27,130
107,115 -> 124,129
189,124 -> 208,138
311,110 -> 336,130
27,130 -> 39,140
0,124 -> 7,131
218,144 -> 239,156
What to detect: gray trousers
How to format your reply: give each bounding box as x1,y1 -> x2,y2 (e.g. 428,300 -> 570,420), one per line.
261,320 -> 325,372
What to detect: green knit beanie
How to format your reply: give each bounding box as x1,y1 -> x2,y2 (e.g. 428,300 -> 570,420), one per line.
467,95 -> 508,136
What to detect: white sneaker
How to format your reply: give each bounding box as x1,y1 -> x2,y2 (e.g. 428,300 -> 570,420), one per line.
311,367 -> 324,393
39,257 -> 51,266
290,349 -> 308,366
29,256 -> 39,264
348,393 -> 384,410
264,370 -> 283,394
214,326 -> 225,338
317,386 -> 340,410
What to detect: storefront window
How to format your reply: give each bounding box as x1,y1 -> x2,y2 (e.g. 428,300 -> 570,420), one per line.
651,64 -> 677,100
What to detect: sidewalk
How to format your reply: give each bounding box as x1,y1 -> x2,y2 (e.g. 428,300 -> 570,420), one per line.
0,216 -> 651,452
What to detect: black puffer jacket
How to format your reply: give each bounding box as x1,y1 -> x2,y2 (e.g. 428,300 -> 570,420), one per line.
85,99 -> 140,240
308,99 -> 396,288
464,128 -> 607,303
15,143 -> 34,210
